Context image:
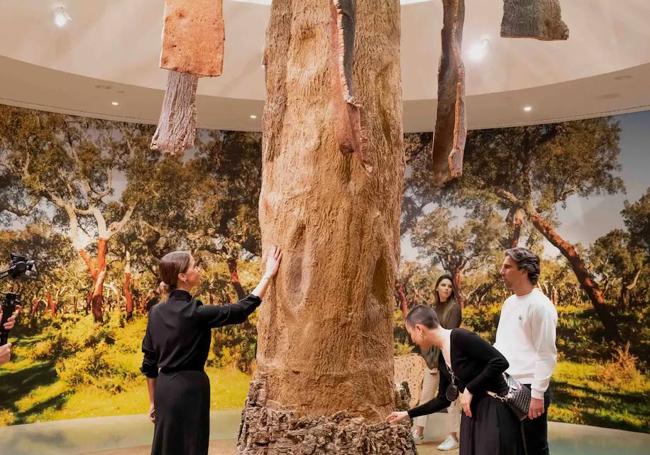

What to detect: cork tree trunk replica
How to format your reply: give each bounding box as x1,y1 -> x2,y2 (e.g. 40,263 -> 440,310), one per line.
237,0 -> 414,452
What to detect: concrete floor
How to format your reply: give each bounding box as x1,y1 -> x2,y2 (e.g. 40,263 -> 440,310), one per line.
86,439 -> 458,455
2,411 -> 648,455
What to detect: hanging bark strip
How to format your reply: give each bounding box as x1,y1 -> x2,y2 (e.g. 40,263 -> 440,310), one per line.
329,0 -> 364,164
501,0 -> 569,41
151,0 -> 225,155
431,0 -> 466,186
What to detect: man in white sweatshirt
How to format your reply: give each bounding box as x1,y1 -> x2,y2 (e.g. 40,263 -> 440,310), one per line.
494,247 -> 557,455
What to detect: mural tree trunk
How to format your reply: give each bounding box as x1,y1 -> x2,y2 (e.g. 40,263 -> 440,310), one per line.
80,237 -> 108,322
238,0 -> 414,453
227,257 -> 247,300
124,251 -> 134,320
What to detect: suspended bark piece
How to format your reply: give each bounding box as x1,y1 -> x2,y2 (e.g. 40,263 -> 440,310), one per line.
152,0 -> 225,155
151,70 -> 199,155
329,0 -> 364,164
501,0 -> 569,41
431,0 -> 466,186
159,0 -> 225,77
239,0 -> 411,451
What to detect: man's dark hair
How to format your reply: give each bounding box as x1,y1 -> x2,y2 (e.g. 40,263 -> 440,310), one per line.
406,304 -> 440,329
505,247 -> 540,285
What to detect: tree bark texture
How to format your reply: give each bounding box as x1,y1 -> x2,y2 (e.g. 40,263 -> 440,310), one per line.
501,0 -> 569,41
431,0 -> 466,186
238,0 -> 412,453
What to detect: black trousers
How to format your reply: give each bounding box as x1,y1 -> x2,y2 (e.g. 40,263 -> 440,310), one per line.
152,370 -> 210,455
521,385 -> 552,455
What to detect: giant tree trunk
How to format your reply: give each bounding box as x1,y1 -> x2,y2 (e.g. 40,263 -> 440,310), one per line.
528,212 -> 620,341
238,0 -> 413,453
79,237 -> 108,323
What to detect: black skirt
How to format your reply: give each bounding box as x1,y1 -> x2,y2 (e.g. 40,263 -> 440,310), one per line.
459,394 -> 525,455
152,370 -> 211,455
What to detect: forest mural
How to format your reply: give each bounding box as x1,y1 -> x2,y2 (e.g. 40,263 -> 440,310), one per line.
0,104 -> 647,432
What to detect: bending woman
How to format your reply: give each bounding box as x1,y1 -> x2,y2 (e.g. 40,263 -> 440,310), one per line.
388,305 -> 524,455
141,246 -> 282,455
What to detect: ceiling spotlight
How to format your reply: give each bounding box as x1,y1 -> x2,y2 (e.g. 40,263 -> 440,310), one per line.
523,105 -> 533,112
53,5 -> 71,28
111,101 -> 119,106
468,38 -> 489,62
249,114 -> 257,119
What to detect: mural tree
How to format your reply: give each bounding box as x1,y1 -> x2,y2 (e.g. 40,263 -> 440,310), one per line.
441,118 -> 625,341
0,106 -> 152,322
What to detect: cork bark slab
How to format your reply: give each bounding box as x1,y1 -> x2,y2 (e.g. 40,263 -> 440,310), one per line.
501,0 -> 569,41
329,0 -> 364,165
431,0 -> 466,186
160,0 -> 225,76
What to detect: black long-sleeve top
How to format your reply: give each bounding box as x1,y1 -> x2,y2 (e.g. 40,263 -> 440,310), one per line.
408,328 -> 509,419
140,290 -> 261,378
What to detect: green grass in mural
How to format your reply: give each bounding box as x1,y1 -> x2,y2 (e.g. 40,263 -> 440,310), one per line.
0,315 -> 251,425
549,361 -> 650,433
2,313 -> 648,432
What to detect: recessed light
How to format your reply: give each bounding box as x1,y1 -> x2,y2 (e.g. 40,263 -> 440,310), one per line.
468,38 -> 489,62
523,105 -> 532,112
249,114 -> 257,119
111,101 -> 119,106
53,5 -> 71,28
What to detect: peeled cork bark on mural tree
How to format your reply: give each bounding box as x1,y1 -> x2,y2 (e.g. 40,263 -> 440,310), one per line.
151,0 -> 225,155
124,251 -> 134,320
501,0 -> 569,41
238,0 -> 414,452
431,0 -> 466,187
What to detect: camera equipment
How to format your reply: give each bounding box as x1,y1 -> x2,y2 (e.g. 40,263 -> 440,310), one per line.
1,253 -> 37,345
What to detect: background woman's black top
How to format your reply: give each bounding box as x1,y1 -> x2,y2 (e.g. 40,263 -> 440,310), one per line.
141,289 -> 261,377
408,328 -> 509,418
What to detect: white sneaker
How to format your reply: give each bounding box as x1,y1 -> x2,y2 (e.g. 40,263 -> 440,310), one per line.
437,435 -> 459,451
411,428 -> 424,445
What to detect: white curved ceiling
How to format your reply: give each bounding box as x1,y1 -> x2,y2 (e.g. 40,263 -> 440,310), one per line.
1,0 -> 649,131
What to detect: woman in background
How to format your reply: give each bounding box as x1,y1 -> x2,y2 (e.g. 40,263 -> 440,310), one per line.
401,274 -> 461,450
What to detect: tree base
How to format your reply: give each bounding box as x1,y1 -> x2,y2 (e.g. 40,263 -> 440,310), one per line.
238,378 -> 416,454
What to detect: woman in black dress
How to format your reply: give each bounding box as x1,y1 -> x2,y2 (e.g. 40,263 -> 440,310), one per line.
387,305 -> 524,455
141,246 -> 282,455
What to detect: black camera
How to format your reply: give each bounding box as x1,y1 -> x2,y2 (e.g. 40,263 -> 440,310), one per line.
1,254 -> 37,345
